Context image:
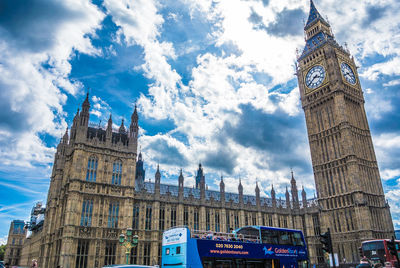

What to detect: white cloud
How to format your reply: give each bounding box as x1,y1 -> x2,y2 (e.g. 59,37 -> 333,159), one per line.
0,236 -> 7,245
361,57 -> 400,80
0,0 -> 104,167
383,79 -> 400,87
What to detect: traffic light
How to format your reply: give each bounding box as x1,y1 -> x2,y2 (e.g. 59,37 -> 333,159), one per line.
358,247 -> 364,258
388,237 -> 397,257
320,228 -> 332,254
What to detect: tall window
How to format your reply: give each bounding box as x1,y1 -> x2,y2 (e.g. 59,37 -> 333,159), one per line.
268,215 -> 273,226
159,205 -> 165,231
80,199 -> 93,227
130,246 -> 137,264
312,214 -> 321,235
252,213 -> 257,225
170,207 -> 177,227
206,209 -> 210,231
104,241 -> 117,266
234,212 -> 239,229
245,213 -> 249,226
158,243 -> 162,265
132,204 -> 140,229
86,156 -> 98,182
143,242 -> 151,265
226,212 -> 230,232
75,239 -> 89,268
112,160 -> 122,185
215,211 -> 220,232
194,208 -> 199,230
145,205 -> 152,230
183,206 -> 189,226
108,202 -> 119,228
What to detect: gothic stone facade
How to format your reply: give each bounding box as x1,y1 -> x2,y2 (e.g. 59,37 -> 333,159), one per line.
4,220 -> 26,266
19,94 -> 326,268
296,0 -> 394,262
18,2 -> 396,268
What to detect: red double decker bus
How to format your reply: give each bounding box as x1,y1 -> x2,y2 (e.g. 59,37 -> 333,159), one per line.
361,239 -> 400,266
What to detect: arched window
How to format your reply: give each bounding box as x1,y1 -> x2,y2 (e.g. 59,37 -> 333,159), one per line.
112,160 -> 122,185
86,156 -> 98,182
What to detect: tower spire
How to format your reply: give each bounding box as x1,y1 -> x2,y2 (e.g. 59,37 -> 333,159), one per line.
304,0 -> 329,30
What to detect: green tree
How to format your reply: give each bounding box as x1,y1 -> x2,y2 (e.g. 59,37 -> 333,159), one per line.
0,244 -> 6,261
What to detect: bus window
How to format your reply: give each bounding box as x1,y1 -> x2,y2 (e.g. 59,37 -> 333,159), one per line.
261,229 -> 279,244
279,231 -> 292,245
176,246 -> 181,254
293,232 -> 305,246
165,248 -> 170,255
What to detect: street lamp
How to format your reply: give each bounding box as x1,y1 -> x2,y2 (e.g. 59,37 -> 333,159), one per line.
119,228 -> 138,264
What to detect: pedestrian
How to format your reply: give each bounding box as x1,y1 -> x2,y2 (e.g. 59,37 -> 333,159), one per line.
31,259 -> 38,268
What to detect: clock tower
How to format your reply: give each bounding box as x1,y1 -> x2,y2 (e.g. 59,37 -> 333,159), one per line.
296,0 -> 394,262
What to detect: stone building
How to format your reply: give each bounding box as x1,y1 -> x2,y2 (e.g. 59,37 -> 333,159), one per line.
14,1 -> 395,268
296,0 -> 394,262
17,93 -> 323,268
4,220 -> 26,266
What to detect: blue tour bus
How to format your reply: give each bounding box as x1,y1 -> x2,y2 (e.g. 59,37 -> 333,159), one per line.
162,226 -> 309,268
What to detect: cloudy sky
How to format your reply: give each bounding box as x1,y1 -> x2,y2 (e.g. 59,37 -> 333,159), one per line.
0,0 -> 400,242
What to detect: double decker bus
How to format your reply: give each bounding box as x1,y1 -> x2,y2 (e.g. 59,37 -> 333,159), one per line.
162,226 -> 309,268
361,239 -> 400,266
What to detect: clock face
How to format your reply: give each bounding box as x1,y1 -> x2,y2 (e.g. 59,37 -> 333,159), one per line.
305,65 -> 326,89
340,62 -> 356,85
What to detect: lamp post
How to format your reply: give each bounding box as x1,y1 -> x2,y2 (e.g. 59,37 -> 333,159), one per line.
119,228 -> 138,264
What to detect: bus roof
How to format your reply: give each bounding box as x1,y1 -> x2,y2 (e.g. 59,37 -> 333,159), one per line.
235,225 -> 304,233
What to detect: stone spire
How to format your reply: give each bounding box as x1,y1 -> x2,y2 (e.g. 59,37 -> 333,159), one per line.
290,171 -> 299,208
238,178 -> 243,204
178,169 -> 184,200
195,163 -> 204,189
129,104 -> 139,151
135,151 -> 145,190
106,114 -> 112,142
62,127 -> 69,144
155,164 -> 161,185
302,186 -> 307,207
155,164 -> 161,195
304,0 -> 330,31
119,119 -> 126,134
178,169 -> 184,188
271,184 -> 276,208
79,92 -> 90,127
220,176 -> 225,203
285,186 -> 290,209
255,180 -> 260,207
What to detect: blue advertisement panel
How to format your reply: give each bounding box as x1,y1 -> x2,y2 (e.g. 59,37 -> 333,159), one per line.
196,239 -> 308,260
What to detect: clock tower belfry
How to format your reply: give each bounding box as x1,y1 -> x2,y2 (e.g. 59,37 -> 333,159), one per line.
296,0 -> 394,263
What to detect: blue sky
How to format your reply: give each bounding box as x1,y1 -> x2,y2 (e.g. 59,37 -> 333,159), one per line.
1,0 -> 400,242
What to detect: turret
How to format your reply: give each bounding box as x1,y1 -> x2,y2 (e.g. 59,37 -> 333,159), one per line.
302,186 -> 307,207
271,185 -> 276,208
70,108 -> 79,142
155,165 -> 161,195
195,163 -> 204,189
238,178 -> 243,204
119,119 -> 126,134
290,171 -> 299,208
129,105 -> 139,150
106,115 -> 112,143
255,181 -> 260,207
135,152 -> 145,190
220,176 -> 225,203
76,93 -> 90,141
285,186 -> 290,209
61,127 -> 69,144
79,93 -> 90,127
178,169 -> 184,200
